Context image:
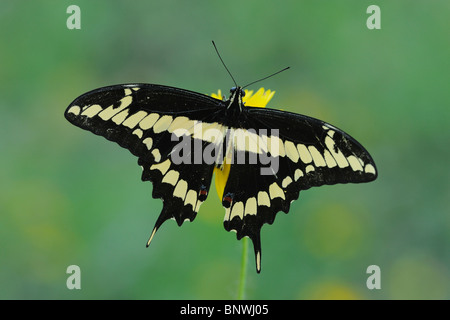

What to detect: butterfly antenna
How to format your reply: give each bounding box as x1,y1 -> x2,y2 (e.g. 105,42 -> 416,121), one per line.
242,66 -> 290,89
212,41 -> 238,87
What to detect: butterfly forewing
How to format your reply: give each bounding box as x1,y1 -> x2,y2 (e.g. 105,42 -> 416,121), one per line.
246,107 -> 377,183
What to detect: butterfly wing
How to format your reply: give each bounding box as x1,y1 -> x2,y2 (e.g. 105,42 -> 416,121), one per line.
65,84 -> 226,242
221,106 -> 377,272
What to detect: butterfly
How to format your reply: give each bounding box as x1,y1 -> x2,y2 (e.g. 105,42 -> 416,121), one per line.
65,80 -> 377,273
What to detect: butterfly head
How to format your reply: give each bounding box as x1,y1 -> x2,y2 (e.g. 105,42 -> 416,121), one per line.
230,86 -> 245,97
228,86 -> 246,111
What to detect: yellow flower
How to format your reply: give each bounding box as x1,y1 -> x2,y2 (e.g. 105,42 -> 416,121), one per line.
210,88 -> 275,107
211,88 -> 275,199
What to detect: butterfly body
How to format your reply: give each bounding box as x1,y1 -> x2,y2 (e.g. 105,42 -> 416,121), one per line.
65,83 -> 377,272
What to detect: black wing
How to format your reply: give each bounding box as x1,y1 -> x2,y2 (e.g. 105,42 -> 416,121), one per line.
220,106 -> 377,272
65,84 -> 226,243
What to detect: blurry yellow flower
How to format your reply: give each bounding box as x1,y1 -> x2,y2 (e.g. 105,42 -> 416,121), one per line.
211,88 -> 275,199
210,90 -> 223,100
211,88 -> 275,108
242,88 -> 275,107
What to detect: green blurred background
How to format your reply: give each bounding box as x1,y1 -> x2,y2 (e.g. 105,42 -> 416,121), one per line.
1,0 -> 449,299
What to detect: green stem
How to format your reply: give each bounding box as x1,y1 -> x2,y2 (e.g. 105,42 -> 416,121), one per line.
237,236 -> 248,300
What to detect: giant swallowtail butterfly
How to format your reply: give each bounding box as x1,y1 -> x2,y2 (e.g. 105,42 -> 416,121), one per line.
65,60 -> 377,273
